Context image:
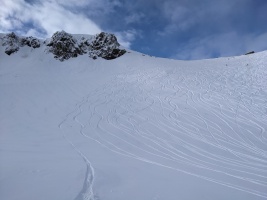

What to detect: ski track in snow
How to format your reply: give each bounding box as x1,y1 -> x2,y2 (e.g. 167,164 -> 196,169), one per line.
59,59 -> 267,199
59,98 -> 96,200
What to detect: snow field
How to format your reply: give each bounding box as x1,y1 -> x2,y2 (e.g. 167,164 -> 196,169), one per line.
0,42 -> 267,200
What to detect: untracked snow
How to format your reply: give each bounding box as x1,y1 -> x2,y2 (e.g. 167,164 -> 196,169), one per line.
0,33 -> 267,200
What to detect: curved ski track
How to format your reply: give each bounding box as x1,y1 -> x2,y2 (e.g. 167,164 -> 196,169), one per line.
59,59 -> 267,199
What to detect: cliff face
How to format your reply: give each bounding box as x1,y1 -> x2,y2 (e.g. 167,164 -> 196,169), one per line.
1,31 -> 126,61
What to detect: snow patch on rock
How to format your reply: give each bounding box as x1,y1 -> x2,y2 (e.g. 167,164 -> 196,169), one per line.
45,31 -> 83,61
1,31 -> 126,61
90,32 -> 126,60
45,31 -> 126,61
1,32 -> 41,55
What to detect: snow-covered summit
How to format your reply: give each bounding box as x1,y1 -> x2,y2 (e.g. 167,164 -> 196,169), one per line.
0,31 -> 126,61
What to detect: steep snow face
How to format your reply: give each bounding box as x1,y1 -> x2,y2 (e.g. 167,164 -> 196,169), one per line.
0,31 -> 126,61
0,38 -> 267,200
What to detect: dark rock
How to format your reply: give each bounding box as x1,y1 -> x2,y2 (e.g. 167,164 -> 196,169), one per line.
2,32 -> 20,55
31,39 -> 41,48
2,33 -> 41,55
20,38 -> 31,47
90,32 -> 126,60
5,47 -> 19,55
46,31 -> 84,61
46,31 -> 126,61
91,32 -> 119,50
245,51 -> 255,55
21,36 -> 41,48
102,49 -> 127,60
1,30 -> 126,61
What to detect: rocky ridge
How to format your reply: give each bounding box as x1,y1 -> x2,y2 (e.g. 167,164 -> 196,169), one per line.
1,32 -> 40,55
1,31 -> 126,61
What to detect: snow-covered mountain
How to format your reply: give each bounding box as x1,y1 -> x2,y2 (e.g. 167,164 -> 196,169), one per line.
0,31 -> 267,200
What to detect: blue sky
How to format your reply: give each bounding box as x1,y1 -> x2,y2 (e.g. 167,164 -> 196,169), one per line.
1,0 -> 267,60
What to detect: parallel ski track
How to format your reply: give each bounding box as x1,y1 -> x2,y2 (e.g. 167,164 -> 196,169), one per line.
60,59 -> 267,199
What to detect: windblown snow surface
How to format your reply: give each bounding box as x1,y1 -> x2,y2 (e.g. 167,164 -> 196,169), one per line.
1,37 -> 267,200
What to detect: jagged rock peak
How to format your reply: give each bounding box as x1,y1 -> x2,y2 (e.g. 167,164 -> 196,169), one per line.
45,31 -> 83,61
45,30 -> 126,61
91,32 -> 126,60
1,31 -> 126,61
1,32 -> 40,55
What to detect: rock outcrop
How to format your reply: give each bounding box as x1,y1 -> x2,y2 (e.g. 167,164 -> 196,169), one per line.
90,32 -> 126,60
1,31 -> 126,61
1,32 -> 41,55
45,31 -> 83,61
245,51 -> 255,55
20,36 -> 41,49
45,31 -> 126,61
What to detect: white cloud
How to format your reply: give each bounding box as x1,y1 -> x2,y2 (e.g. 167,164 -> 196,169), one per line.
125,13 -> 145,24
57,0 -> 122,17
0,0 -> 134,47
157,2 -> 196,36
162,2 -> 188,22
245,32 -> 267,52
56,0 -> 93,7
0,0 -> 101,38
115,30 -> 140,48
172,31 -> 267,60
0,0 -> 25,31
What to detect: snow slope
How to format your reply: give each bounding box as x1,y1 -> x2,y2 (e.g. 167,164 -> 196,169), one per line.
0,33 -> 267,200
